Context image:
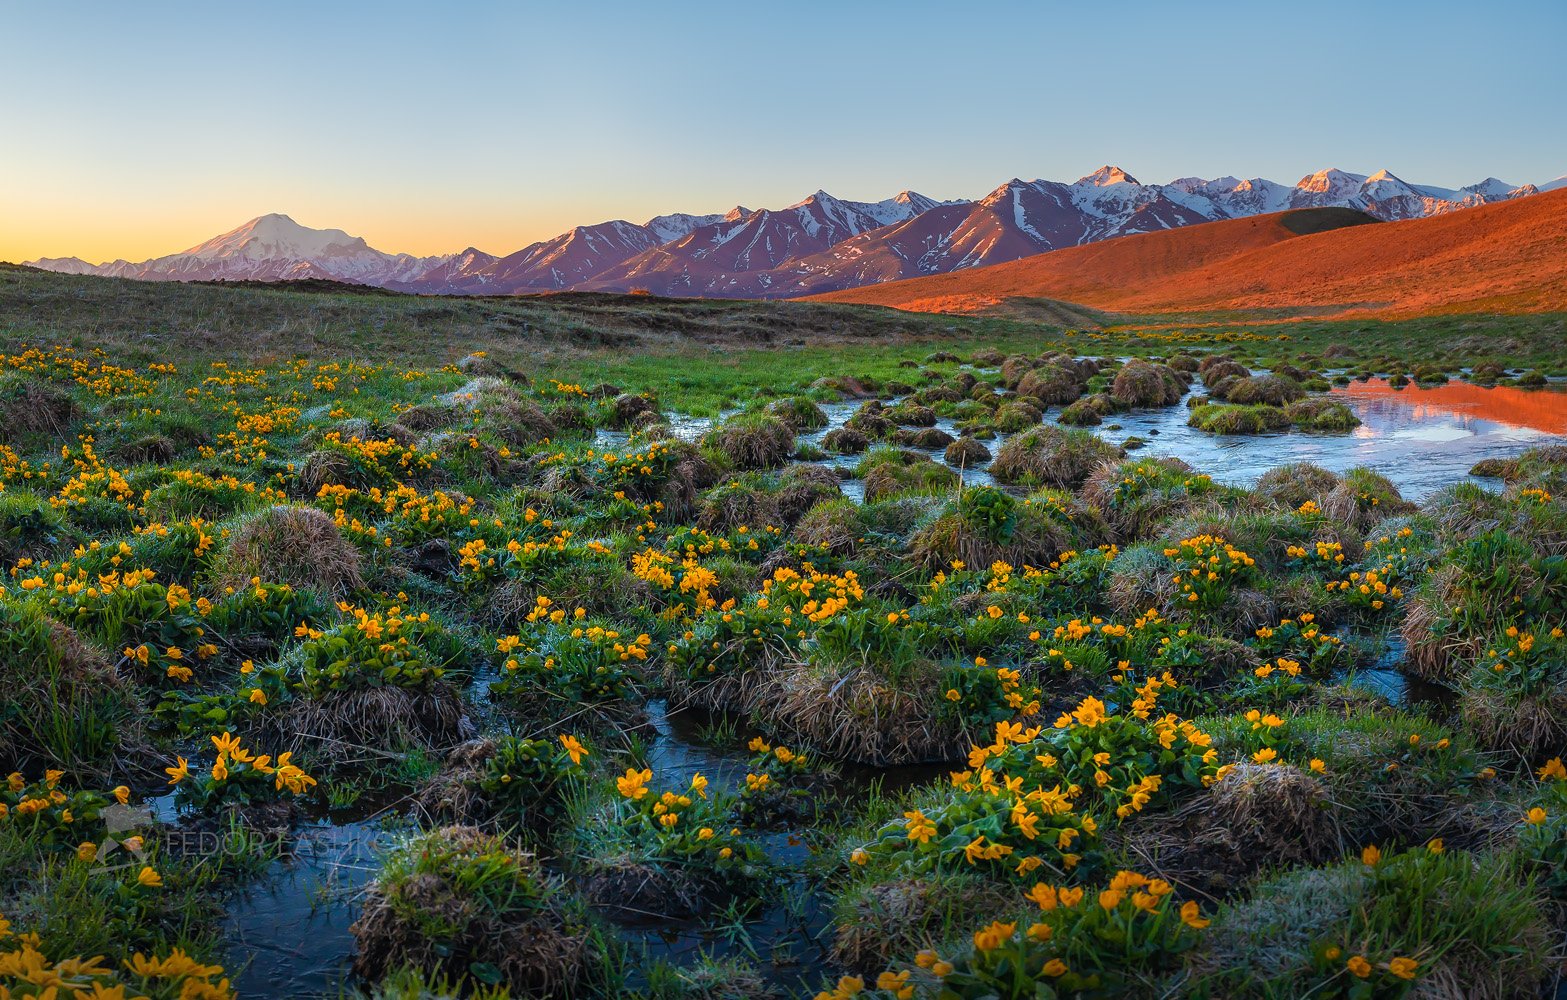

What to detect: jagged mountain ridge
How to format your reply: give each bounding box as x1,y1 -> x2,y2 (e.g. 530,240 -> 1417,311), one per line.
26,168 -> 1550,297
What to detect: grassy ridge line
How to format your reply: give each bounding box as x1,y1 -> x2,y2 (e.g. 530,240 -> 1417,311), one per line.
2,266 -> 1564,416
0,265 -> 1004,360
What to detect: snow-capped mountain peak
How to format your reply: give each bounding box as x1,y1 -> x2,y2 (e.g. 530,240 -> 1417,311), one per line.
1078,165 -> 1139,187
1461,177 -> 1524,199
182,213 -> 375,261
645,211 -> 731,244
1295,168 -> 1369,198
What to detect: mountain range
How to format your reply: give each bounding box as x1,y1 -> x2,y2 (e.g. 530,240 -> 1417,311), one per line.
25,167 -> 1563,299
811,188 -> 1567,320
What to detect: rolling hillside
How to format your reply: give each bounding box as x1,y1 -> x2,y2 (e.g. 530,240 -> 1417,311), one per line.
810,189 -> 1567,319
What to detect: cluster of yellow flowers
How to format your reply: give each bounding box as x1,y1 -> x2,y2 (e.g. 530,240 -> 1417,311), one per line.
1286,539 -> 1345,565
630,548 -> 721,612
165,732 -> 316,796
319,431 -> 436,475
0,925 -> 235,999
50,442 -> 138,513
761,565 -> 864,623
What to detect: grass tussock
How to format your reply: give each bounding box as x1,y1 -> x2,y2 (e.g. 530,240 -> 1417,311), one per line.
220,504 -> 364,596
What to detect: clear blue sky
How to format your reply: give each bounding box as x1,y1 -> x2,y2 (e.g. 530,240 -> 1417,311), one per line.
4,0 -> 1563,262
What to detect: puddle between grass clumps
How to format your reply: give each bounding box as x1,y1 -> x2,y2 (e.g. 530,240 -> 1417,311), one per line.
1329,631 -> 1456,711
214,699 -> 943,999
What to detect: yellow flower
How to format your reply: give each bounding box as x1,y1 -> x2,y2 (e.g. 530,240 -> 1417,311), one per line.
1525,807 -> 1548,825
137,866 -> 163,888
113,786 -> 130,805
560,734 -> 587,765
1175,900 -> 1209,928
1308,759 -> 1326,773
616,767 -> 651,800
1027,883 -> 1058,910
1538,758 -> 1566,781
1388,956 -> 1418,980
165,756 -> 190,785
1042,959 -> 1068,977
1361,844 -> 1382,865
1427,838 -> 1444,854
1251,747 -> 1278,764
1346,955 -> 1372,978
77,841 -> 99,862
971,920 -> 1015,951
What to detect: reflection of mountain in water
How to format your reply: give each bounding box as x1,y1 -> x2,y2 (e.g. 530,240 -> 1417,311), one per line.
1334,379 -> 1567,435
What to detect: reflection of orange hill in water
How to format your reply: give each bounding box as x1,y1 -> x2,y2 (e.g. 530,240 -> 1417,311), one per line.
1339,379 -> 1567,435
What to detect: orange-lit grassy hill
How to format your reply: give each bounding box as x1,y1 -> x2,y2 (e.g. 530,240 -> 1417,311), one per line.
810,189 -> 1567,319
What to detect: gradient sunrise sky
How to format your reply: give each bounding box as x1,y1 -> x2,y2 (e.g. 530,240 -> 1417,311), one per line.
4,0 -> 1564,264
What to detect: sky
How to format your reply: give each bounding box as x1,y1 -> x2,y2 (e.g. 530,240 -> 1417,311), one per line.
3,0 -> 1564,264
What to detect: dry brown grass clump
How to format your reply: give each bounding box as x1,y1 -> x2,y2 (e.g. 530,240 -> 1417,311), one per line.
488,564 -> 648,627
0,376 -> 80,442
1206,762 -> 1336,862
754,661 -> 963,765
909,497 -> 1083,572
640,439 -> 716,523
1104,553 -> 1278,639
608,392 -> 656,428
220,504 -> 364,596
822,426 -> 869,454
832,875 -> 1016,973
390,402 -> 458,433
1079,456 -> 1202,540
484,396 -> 558,446
1398,570 -> 1480,682
1224,374 -> 1305,406
0,609 -> 146,780
989,426 -> 1123,489
710,413 -> 794,470
1320,467 -> 1416,531
789,499 -> 864,557
861,451 -> 957,502
352,826 -> 595,997
1015,363 -> 1083,405
295,449 -> 355,497
694,466 -> 836,536
1120,763 -> 1337,898
413,739 -> 497,828
110,434 -> 176,465
1458,687 -> 1567,760
582,856 -> 715,921
1109,359 -> 1186,407
944,437 -> 991,466
280,684 -> 471,763
1254,462 -> 1341,510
